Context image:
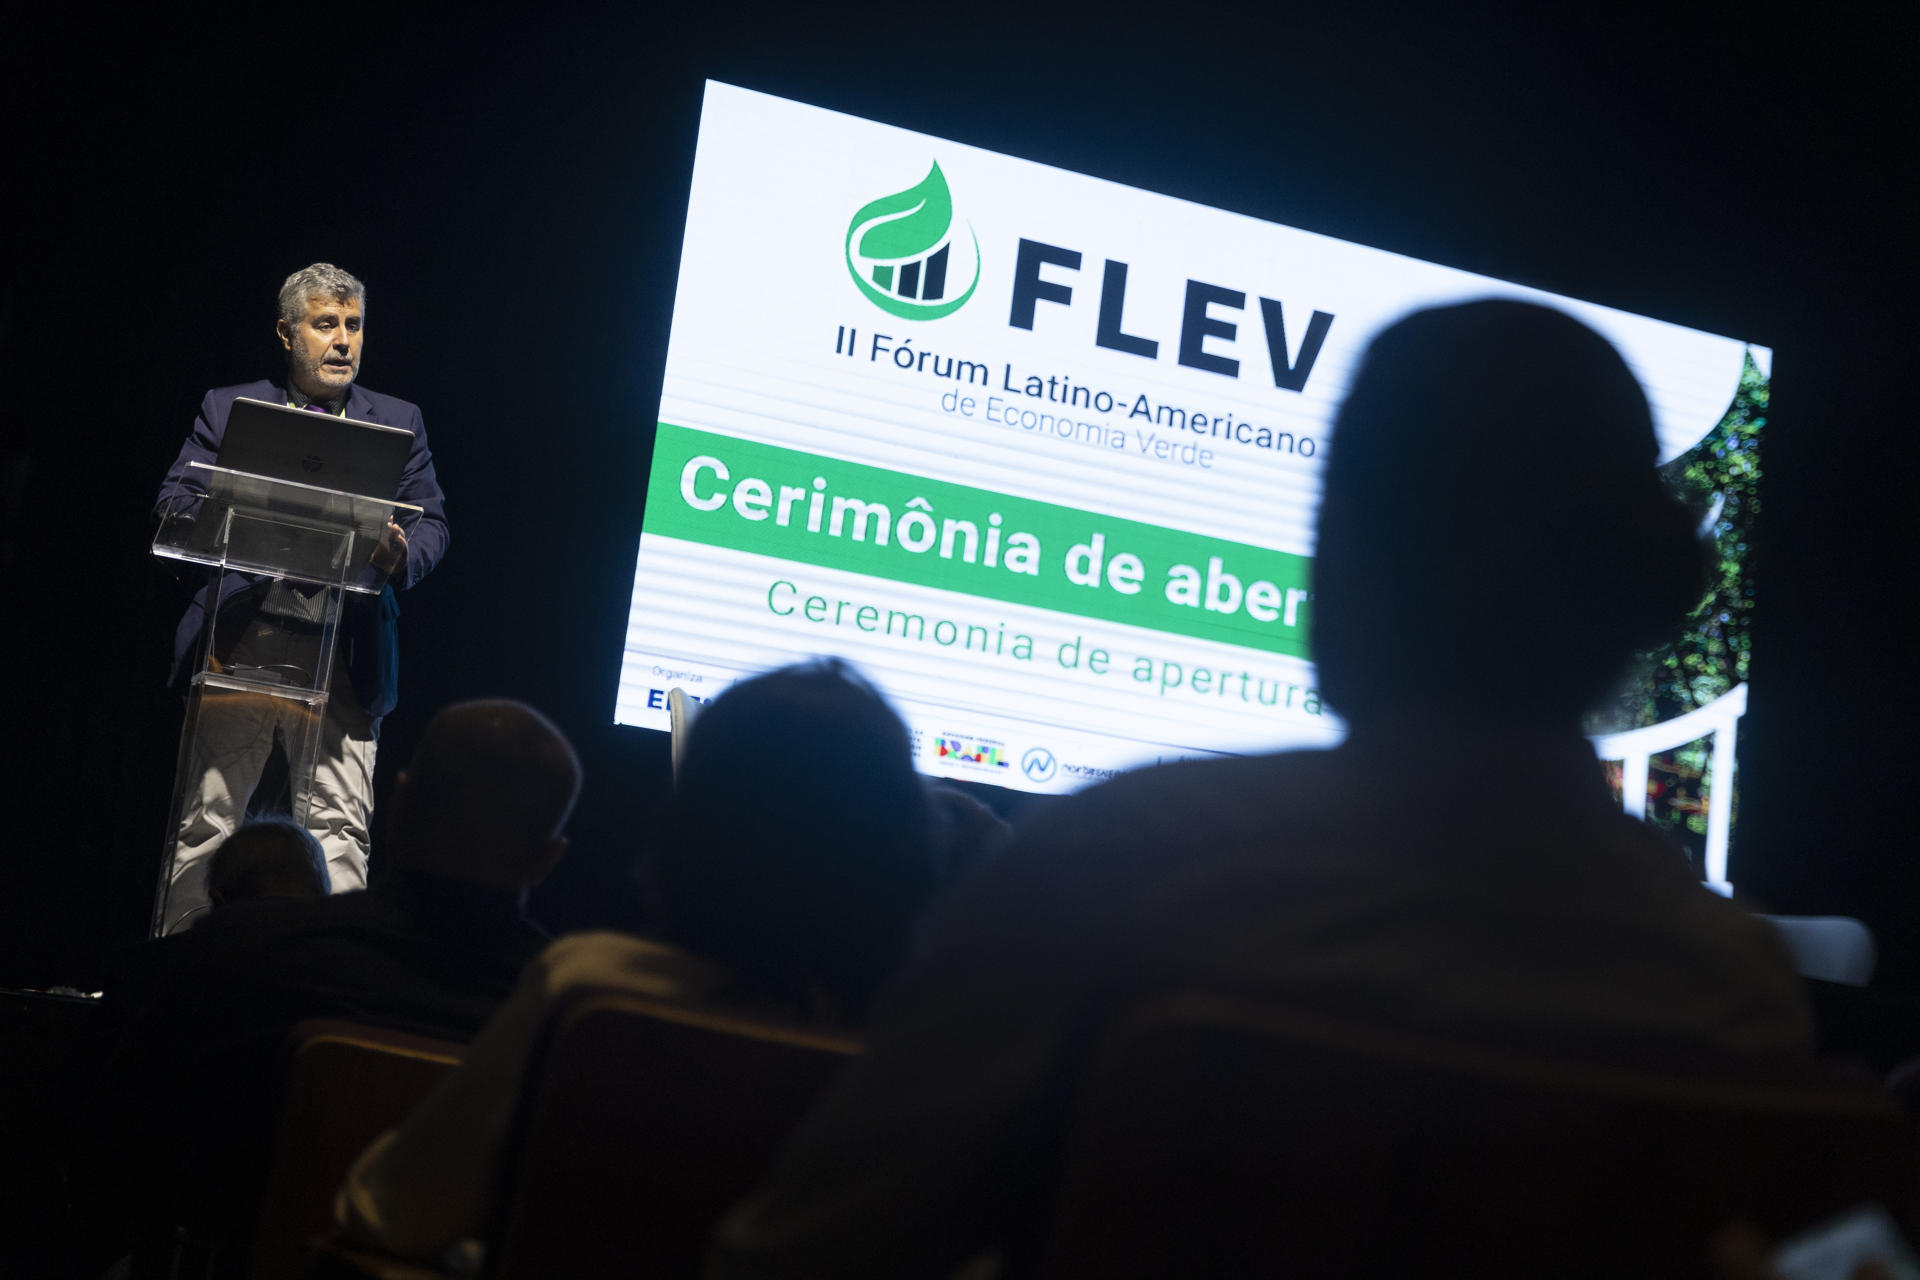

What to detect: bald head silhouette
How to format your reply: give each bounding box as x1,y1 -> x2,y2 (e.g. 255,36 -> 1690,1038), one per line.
1311,299 -> 1706,731
386,699 -> 582,895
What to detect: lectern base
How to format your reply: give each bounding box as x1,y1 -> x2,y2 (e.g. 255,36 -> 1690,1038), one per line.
157,670 -> 378,935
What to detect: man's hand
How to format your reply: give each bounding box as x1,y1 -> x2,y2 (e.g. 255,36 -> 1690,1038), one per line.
371,519 -> 409,576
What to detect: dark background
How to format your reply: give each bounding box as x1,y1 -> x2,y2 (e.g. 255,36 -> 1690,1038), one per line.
4,6 -> 1913,990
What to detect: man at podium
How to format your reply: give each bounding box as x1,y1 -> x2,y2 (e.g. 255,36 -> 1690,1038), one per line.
153,262 -> 450,930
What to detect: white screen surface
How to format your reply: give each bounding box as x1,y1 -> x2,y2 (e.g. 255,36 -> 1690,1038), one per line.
618,82 -> 1766,854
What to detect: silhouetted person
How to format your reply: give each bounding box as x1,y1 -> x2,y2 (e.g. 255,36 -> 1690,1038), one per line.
116,698 -> 579,1037
707,300 -> 1814,1279
658,657 -> 938,1020
922,780 -> 1012,891
336,659 -> 946,1260
204,818 -> 331,911
76,699 -> 580,1273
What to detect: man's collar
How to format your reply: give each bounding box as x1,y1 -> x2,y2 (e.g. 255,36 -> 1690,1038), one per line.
286,381 -> 349,415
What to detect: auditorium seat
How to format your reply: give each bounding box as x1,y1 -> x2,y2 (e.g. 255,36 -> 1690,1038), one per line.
248,1021 -> 465,1280
1032,992 -> 1917,1279
308,987 -> 858,1279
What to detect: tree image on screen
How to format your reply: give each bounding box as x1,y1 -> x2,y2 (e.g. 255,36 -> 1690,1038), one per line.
1590,349 -> 1767,866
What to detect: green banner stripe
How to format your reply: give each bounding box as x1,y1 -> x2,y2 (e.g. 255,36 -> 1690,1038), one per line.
645,423 -> 1315,658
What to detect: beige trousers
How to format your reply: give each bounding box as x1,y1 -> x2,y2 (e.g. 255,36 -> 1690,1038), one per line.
164,668 -> 377,933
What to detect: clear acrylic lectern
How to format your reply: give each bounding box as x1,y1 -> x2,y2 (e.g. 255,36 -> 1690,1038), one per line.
151,462 -> 419,935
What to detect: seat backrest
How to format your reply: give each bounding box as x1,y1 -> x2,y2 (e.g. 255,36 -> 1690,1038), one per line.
247,1020 -> 463,1280
1034,993 -> 1916,1280
483,987 -> 858,1279
1761,914 -> 1879,986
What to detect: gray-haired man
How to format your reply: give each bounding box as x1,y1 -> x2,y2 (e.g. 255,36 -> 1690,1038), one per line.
154,263 -> 450,931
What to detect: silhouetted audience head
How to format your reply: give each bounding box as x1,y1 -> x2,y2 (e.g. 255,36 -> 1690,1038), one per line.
660,659 -> 937,1017
1311,299 -> 1707,730
206,819 -> 329,907
923,780 -> 1012,888
387,699 -> 582,896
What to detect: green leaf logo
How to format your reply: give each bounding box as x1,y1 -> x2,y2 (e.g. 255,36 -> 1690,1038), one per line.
845,161 -> 981,320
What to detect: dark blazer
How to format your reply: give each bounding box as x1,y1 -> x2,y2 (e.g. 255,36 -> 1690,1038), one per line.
155,379 -> 450,718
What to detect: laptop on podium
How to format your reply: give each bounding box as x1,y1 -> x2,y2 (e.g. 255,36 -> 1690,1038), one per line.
215,396 -> 413,500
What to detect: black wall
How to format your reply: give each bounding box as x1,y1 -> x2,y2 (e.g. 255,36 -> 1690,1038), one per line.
6,7 -> 1912,989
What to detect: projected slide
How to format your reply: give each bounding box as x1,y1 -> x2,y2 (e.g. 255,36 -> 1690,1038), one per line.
617,81 -> 1767,868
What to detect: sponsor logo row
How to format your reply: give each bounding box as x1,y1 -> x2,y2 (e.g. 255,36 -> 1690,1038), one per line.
928,733 -> 1123,787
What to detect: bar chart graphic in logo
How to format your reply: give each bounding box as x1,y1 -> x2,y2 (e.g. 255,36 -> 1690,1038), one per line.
845,161 -> 981,320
